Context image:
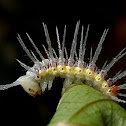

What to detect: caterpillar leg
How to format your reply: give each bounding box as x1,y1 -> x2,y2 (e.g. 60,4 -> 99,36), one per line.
63,77 -> 75,88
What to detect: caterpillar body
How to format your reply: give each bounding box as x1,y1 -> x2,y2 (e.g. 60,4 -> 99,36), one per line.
0,21 -> 126,103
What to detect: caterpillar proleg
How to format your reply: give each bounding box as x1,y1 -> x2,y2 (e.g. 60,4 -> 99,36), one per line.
0,21 -> 126,103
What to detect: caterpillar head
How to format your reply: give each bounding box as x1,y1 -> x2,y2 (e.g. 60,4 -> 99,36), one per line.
18,76 -> 41,96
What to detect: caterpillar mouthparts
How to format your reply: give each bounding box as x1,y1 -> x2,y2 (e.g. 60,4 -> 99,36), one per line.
0,21 -> 126,103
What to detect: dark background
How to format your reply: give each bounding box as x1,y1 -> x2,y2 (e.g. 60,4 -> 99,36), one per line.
0,0 -> 126,126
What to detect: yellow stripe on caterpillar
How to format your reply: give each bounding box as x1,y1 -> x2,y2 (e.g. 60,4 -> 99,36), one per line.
94,74 -> 104,82
56,65 -> 67,77
39,69 -> 48,77
48,67 -> 57,75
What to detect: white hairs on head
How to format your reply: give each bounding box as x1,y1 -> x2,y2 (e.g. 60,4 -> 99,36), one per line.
0,82 -> 19,90
0,75 -> 42,96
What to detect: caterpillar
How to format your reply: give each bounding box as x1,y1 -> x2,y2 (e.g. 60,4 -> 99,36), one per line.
0,21 -> 126,103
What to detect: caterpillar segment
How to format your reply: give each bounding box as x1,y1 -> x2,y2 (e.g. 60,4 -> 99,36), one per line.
0,21 -> 126,103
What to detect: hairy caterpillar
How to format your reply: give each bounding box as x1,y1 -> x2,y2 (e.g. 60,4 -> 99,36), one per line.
0,21 -> 126,103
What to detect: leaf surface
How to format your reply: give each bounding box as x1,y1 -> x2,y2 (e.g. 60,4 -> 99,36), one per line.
48,84 -> 126,126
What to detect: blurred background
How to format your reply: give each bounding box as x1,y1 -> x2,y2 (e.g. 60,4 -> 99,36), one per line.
0,0 -> 126,126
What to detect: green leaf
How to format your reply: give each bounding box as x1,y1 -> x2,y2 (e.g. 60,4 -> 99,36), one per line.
48,84 -> 126,126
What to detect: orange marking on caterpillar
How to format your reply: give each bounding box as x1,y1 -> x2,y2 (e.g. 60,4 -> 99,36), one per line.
110,86 -> 119,96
